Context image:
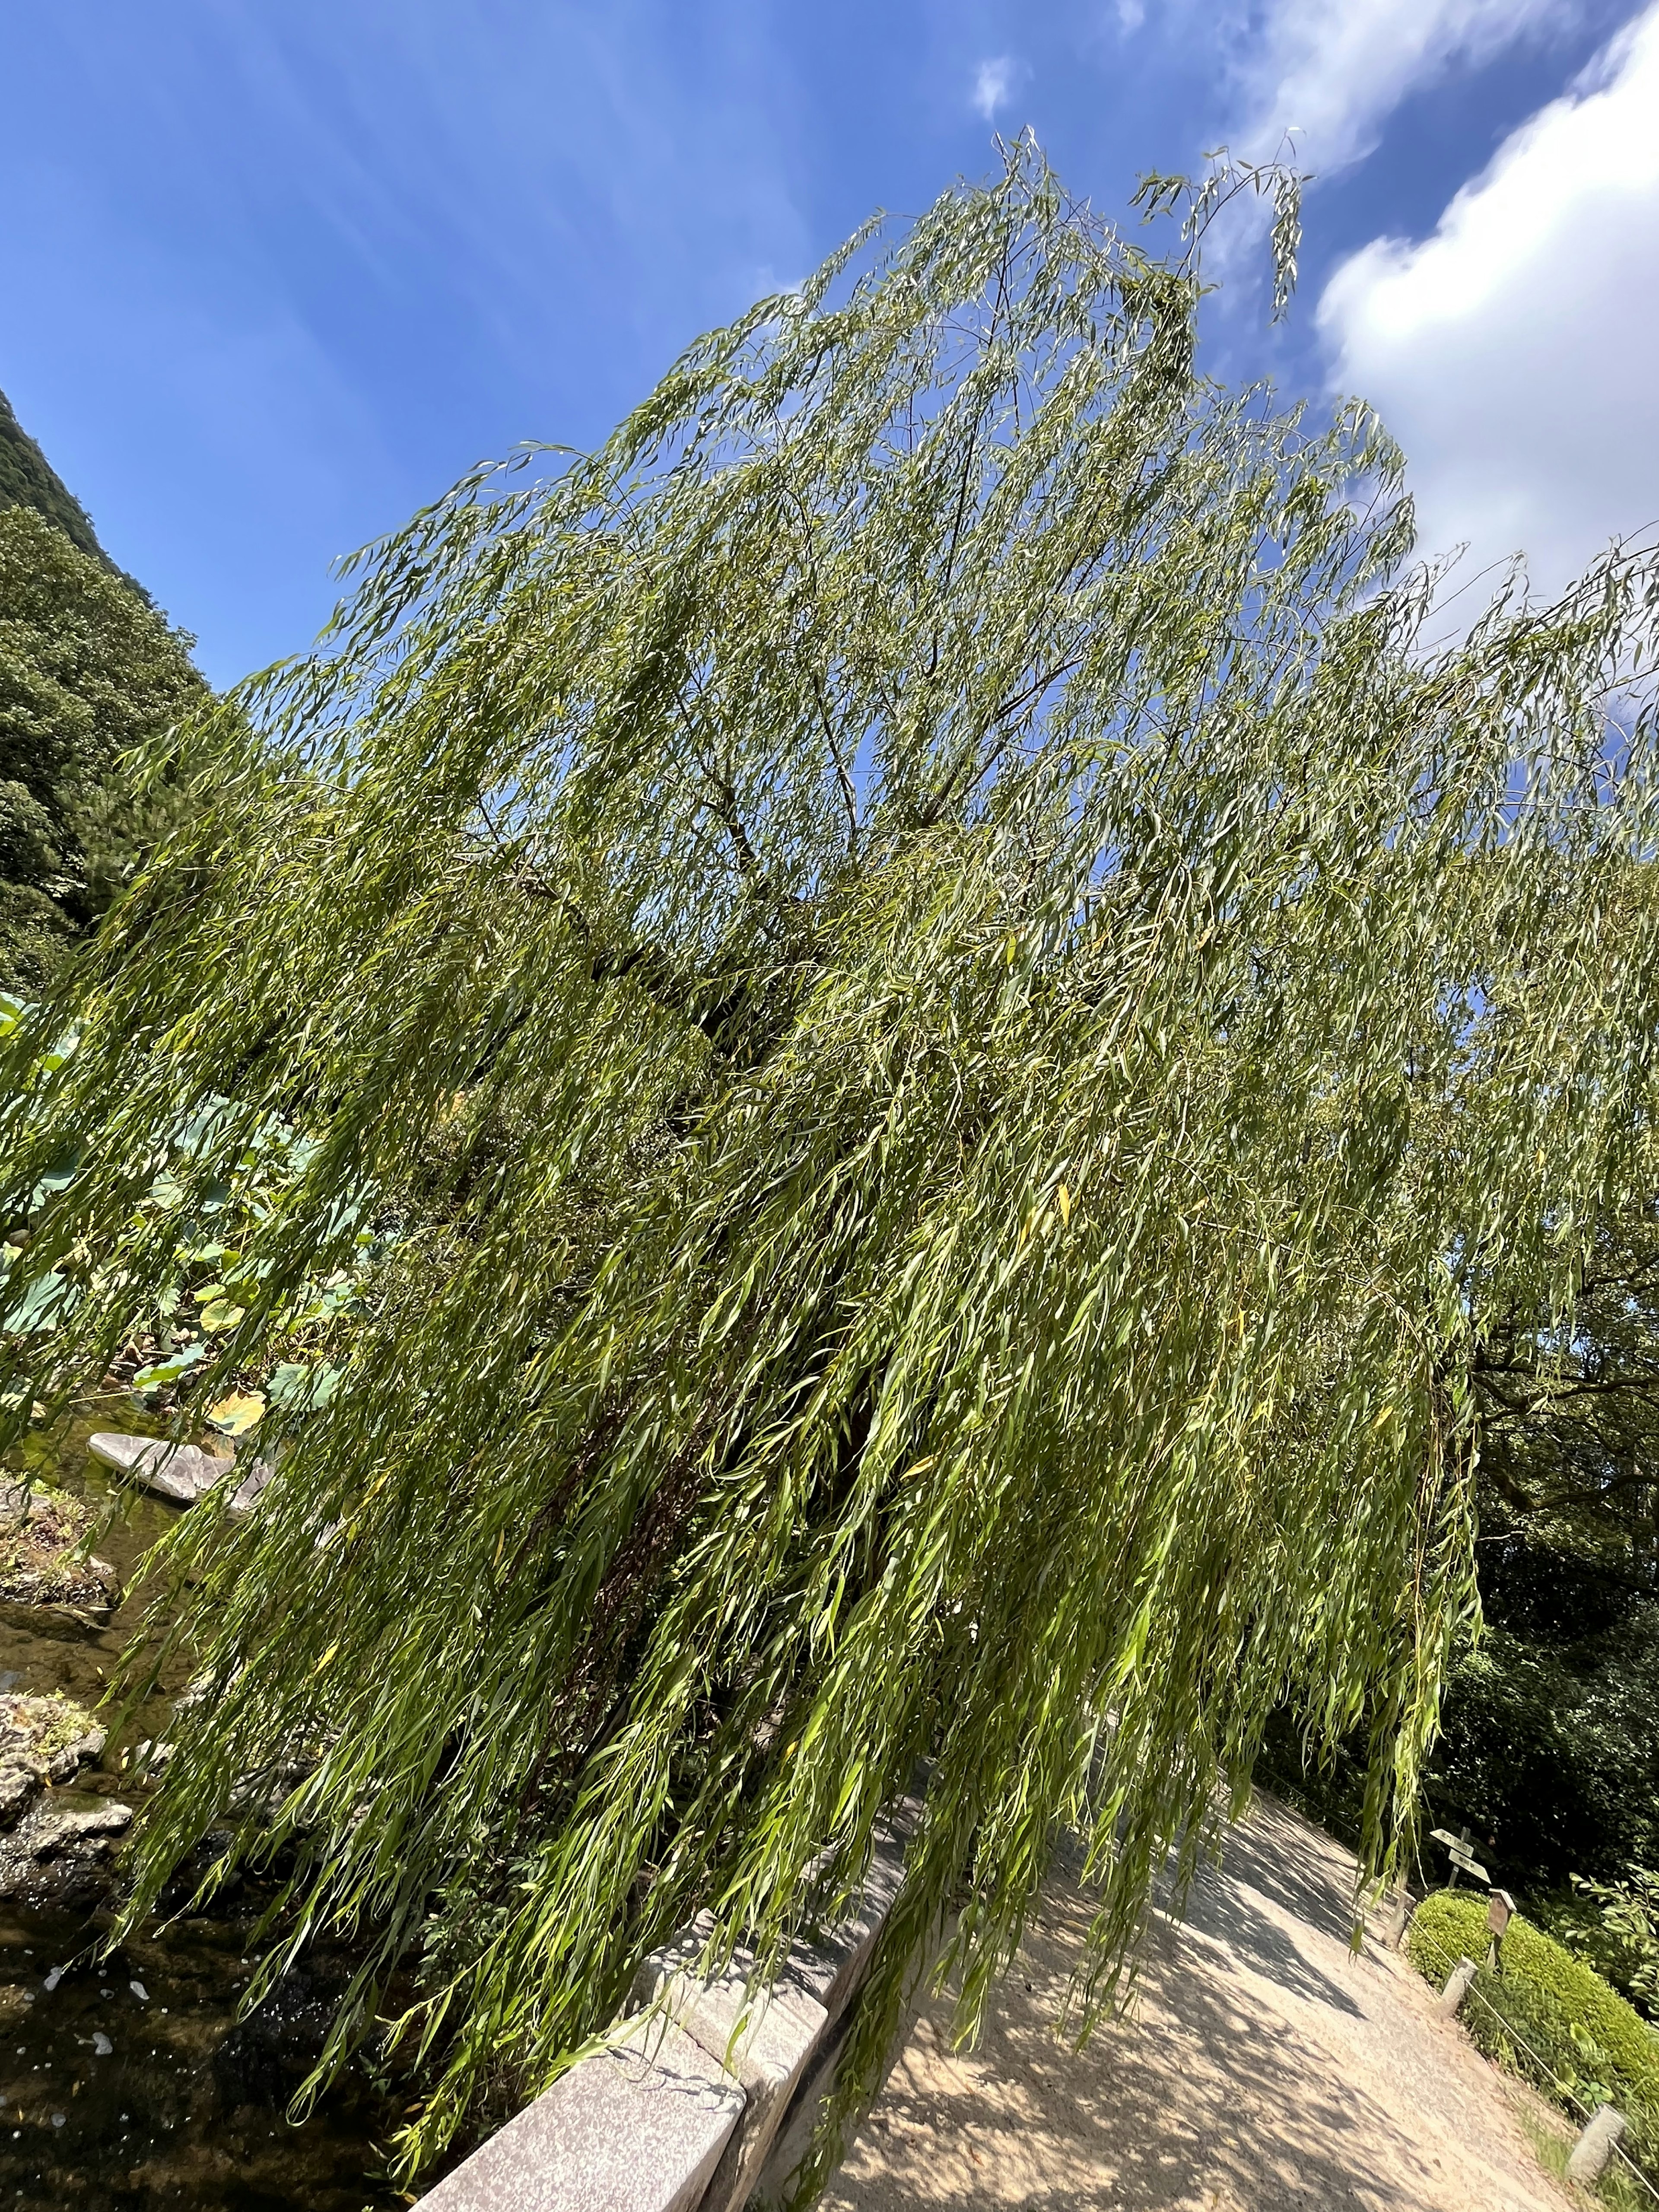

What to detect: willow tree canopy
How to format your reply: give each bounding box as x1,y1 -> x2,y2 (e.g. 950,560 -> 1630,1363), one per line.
3,141 -> 1659,2186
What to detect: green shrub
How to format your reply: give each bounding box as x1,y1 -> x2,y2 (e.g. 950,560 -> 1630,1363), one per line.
1407,1889 -> 1659,2177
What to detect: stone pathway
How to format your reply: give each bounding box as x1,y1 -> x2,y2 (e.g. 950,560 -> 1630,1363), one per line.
825,1795 -> 1574,2212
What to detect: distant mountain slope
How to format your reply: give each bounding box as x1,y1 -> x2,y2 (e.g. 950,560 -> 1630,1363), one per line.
0,387 -> 109,568
0,387 -> 205,993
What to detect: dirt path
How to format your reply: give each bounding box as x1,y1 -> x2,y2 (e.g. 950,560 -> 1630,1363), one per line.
825,1795 -> 1573,2212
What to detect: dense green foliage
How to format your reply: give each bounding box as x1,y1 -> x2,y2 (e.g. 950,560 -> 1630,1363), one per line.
0,502 -> 205,992
0,984 -> 376,1405
1475,1201 -> 1659,1570
1262,1575 -> 1659,1904
0,386 -> 108,568
1438,1195 -> 1659,1907
1408,1889 -> 1659,2170
1263,1202 -> 1659,1905
4,143 -> 1659,2186
1433,1604 -> 1659,1891
1557,1869 -> 1659,2018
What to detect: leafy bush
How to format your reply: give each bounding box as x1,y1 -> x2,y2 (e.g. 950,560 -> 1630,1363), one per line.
1407,1889 -> 1659,2175
0,989 -> 375,1444
1534,1871 -> 1659,2024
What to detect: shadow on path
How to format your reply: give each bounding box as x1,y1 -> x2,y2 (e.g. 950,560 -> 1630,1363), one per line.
825,1795 -> 1567,2212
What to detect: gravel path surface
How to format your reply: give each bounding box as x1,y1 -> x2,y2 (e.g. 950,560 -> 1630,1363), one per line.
824,1795 -> 1574,2212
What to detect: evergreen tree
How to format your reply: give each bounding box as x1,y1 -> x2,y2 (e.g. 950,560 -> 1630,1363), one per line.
4,144 -> 1659,2184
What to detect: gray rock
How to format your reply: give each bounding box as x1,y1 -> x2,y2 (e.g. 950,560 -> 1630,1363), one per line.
780,1793 -> 924,2021
228,1454 -> 276,1515
740,1796 -> 938,2212
87,1433 -> 234,1504
1438,1954 -> 1478,2016
0,1792 -> 135,1908
47,1726 -> 107,1783
0,1758 -> 41,1828
27,1799 -> 132,1859
1569,2103 -> 1630,2184
0,1482 -> 122,1611
0,1692 -> 105,1804
632,1931 -> 827,2212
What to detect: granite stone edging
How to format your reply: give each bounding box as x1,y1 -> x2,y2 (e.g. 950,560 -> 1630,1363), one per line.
416,1793 -> 928,2212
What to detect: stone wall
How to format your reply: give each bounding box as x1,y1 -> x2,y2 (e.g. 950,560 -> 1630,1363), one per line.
418,1791 -> 929,2212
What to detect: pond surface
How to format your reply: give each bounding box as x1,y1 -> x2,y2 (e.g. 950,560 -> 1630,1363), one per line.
0,1408 -> 404,2212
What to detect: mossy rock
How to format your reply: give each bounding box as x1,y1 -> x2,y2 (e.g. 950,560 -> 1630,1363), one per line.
1408,1888 -> 1659,2168
0,1479 -> 118,1608
0,1688 -> 99,1761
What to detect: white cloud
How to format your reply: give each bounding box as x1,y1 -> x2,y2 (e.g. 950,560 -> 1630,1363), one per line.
972,56 -> 1018,119
1318,3 -> 1659,600
1232,0 -> 1582,171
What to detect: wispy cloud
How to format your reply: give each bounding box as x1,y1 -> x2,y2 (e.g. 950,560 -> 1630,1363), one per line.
1228,0 -> 1584,171
0,0 -> 815,682
972,55 -> 1019,119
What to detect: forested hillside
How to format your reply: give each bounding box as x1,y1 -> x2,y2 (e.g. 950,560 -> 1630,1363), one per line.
0,387 -> 205,992
0,387 -> 110,569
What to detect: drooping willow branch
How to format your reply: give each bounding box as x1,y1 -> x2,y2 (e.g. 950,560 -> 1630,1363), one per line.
3,137 -> 1659,2192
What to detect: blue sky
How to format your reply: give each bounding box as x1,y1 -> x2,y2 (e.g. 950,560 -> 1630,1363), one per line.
3,0 -> 1656,685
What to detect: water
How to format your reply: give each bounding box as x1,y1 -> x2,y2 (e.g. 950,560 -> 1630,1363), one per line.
2,1405 -> 193,1761
0,1410 -> 403,2212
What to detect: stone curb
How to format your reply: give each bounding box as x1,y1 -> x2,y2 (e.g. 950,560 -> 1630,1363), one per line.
743,1885 -> 956,2212
419,1794 -> 927,2212
416,2016 -> 744,2212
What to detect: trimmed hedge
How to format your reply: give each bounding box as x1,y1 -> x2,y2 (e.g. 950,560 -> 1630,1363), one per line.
1407,1889 -> 1659,2172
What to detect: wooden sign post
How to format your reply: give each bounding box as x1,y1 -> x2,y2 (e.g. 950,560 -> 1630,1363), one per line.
1429,1827 -> 1490,1889
1486,1888 -> 1514,1965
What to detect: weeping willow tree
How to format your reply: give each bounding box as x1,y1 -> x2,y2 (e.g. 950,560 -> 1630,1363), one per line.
4,138 -> 1659,2187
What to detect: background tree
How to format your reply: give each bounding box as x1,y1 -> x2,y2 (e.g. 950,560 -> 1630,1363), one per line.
1434,1183 -> 1659,1897
4,142 -> 1659,2187
0,395 -> 206,992
1265,1172 -> 1659,1912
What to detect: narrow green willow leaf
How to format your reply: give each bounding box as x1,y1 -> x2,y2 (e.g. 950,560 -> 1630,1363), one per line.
1,138 -> 1657,2191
